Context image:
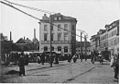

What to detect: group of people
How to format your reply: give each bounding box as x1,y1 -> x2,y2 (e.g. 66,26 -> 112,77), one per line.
67,53 -> 89,63
37,52 -> 59,67
91,48 -> 119,80
17,48 -> 119,80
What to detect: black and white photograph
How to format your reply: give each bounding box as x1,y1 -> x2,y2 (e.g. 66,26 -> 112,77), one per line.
0,0 -> 119,83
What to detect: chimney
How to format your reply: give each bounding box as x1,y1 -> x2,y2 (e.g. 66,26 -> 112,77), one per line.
24,36 -> 25,40
42,14 -> 49,20
34,28 -> 36,39
105,24 -> 109,31
10,31 -> 12,41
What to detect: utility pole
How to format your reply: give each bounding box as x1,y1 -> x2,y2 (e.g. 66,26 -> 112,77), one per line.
49,15 -> 53,67
80,32 -> 83,55
38,22 -> 41,52
84,35 -> 87,56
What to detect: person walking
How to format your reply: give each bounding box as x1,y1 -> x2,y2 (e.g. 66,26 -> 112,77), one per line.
41,52 -> 45,65
68,54 -> 72,63
37,55 -> 41,64
91,50 -> 96,64
18,52 -> 25,76
54,54 -> 59,64
49,54 -> 54,67
72,54 -> 77,63
110,50 -> 119,80
80,53 -> 83,62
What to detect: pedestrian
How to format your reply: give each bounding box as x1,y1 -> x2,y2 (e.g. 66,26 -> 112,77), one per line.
110,50 -> 119,80
80,53 -> 83,62
41,52 -> 45,65
49,53 -> 54,67
68,54 -> 72,63
54,53 -> 59,64
37,55 -> 41,64
18,52 -> 25,76
72,54 -> 77,63
84,54 -> 87,61
91,51 -> 96,64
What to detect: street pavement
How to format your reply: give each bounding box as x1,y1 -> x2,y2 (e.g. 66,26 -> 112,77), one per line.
0,59 -> 118,83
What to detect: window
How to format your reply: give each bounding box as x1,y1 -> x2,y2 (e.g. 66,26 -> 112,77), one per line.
44,46 -> 48,51
44,25 -> 47,31
72,25 -> 75,31
57,33 -> 61,41
51,25 -> 53,31
58,24 -> 61,31
64,24 -> 68,31
54,17 -> 57,20
58,17 -> 61,20
51,33 -> 54,41
44,33 -> 47,41
58,46 -> 61,51
64,33 -> 68,41
64,46 -> 68,52
52,46 -> 54,51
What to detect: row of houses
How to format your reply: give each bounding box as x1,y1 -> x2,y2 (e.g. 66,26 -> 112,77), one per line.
90,20 -> 119,54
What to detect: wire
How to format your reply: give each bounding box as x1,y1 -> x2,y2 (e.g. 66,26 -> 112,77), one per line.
3,0 -> 88,38
0,1 -> 40,21
0,1 -> 86,39
3,0 -> 55,14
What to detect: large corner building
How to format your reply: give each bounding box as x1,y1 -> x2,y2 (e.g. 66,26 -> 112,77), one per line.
39,13 -> 77,56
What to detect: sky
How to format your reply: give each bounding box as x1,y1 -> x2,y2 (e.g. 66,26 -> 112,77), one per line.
0,0 -> 120,42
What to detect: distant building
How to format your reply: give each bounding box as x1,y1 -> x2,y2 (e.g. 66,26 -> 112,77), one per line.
16,37 -> 33,51
39,13 -> 77,55
76,41 -> 91,55
0,33 -> 8,41
90,20 -> 119,53
106,20 -> 119,53
90,35 -> 97,51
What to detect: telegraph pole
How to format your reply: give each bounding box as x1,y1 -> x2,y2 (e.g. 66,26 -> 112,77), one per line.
49,15 -> 52,67
84,35 -> 87,56
38,22 -> 41,52
80,32 -> 83,54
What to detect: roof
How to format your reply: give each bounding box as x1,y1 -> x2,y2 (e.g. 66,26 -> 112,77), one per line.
40,13 -> 77,22
16,38 -> 32,43
108,20 -> 119,31
16,38 -> 26,43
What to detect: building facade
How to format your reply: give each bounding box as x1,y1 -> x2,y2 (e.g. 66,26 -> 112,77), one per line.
90,35 -> 97,51
39,13 -> 77,56
90,20 -> 119,53
107,20 -> 119,53
76,41 -> 91,55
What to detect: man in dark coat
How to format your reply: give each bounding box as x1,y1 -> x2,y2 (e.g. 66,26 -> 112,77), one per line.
80,53 -> 84,62
18,52 -> 25,76
41,52 -> 45,65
